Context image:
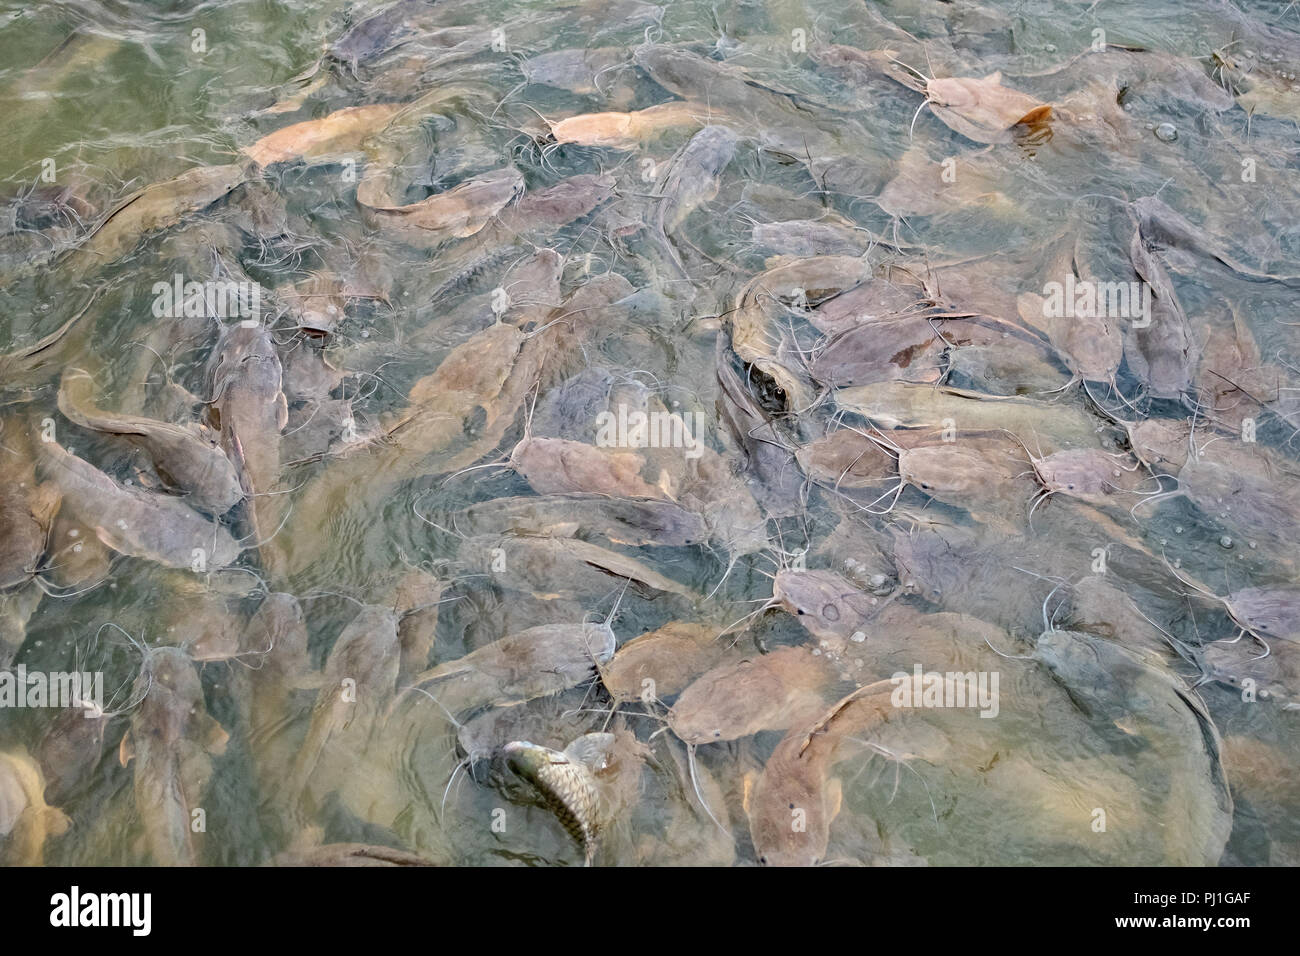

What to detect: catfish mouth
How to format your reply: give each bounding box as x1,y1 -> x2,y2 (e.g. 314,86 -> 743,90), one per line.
744,361 -> 789,416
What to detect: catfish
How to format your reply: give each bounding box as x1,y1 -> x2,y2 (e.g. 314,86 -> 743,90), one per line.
667,646 -> 837,745
58,368 -> 242,515
282,604 -> 401,814
0,747 -> 71,866
208,324 -> 288,567
119,647 -> 229,866
0,416 -> 60,592
37,439 -> 240,570
410,618 -> 616,718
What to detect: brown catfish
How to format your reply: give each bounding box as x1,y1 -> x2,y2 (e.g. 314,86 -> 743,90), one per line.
0,417 -> 60,592
119,647 -> 230,866
601,621 -> 735,704
667,646 -> 838,745
921,73 -> 1052,144
773,569 -> 893,650
0,747 -> 71,866
895,434 -> 1039,527
796,427 -> 898,489
245,103 -> 405,167
511,436 -> 666,499
58,369 -> 242,515
61,165 -> 245,279
282,604 -> 401,813
745,679 -> 898,866
358,166 -> 525,244
810,315 -> 950,388
550,102 -> 706,147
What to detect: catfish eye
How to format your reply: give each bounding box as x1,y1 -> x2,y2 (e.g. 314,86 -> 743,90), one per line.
713,730 -> 722,738
759,856 -> 767,864
796,608 -> 805,615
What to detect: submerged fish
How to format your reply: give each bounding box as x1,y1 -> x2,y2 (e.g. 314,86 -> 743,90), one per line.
120,647 -> 229,866
498,730 -> 644,866
37,439 -> 241,570
0,747 -> 71,866
500,738 -> 606,866
58,368 -> 242,515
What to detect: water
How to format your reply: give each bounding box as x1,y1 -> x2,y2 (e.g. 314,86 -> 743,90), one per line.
1,0 -> 1298,866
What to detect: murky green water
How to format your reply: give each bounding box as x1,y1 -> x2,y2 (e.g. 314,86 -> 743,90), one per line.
1,0 -> 1298,866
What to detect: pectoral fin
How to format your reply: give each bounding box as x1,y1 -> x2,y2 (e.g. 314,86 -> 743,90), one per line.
42,806 -> 71,837
826,777 -> 843,823
201,715 -> 230,756
741,771 -> 756,818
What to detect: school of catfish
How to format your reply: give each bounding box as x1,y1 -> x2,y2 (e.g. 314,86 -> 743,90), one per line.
1,0 -> 1299,866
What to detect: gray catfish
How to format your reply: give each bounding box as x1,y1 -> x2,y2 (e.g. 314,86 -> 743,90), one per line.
119,647 -> 230,866
208,325 -> 288,568
58,368 -> 241,515
282,604 -> 401,814
37,439 -> 240,570
410,620 -> 616,718
1034,629 -> 1233,865
653,125 -> 740,276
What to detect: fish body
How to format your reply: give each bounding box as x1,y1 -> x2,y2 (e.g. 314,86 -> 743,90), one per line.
58,369 -> 242,515
0,419 -> 59,590
1034,629 -> 1233,865
414,621 -> 615,717
0,747 -> 71,865
501,736 -> 612,865
209,325 -> 287,566
284,605 -> 400,810
37,439 -> 240,569
120,648 -> 229,865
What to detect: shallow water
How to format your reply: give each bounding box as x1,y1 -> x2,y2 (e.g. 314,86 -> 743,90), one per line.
1,0 -> 1299,866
